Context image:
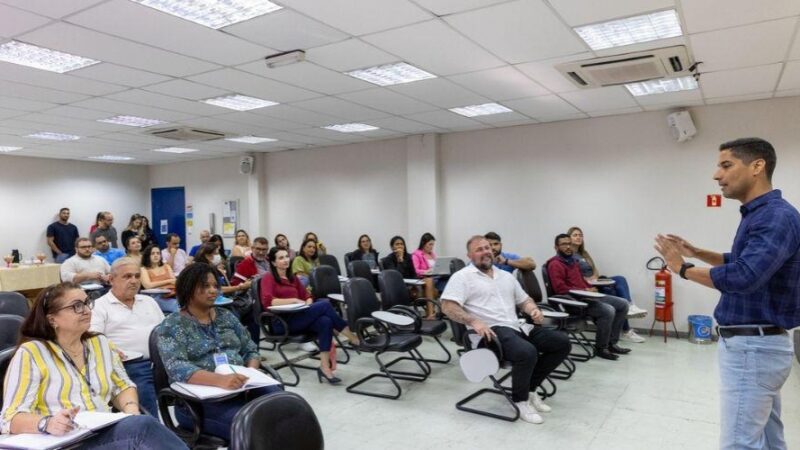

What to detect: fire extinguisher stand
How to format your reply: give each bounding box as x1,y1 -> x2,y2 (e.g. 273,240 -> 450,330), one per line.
647,257 -> 680,342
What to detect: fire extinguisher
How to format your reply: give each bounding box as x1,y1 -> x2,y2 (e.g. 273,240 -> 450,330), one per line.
647,257 -> 673,322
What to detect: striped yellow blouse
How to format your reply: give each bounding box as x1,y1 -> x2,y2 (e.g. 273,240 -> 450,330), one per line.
1,334 -> 134,433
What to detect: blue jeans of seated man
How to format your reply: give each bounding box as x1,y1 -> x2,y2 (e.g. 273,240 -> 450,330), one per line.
175,385 -> 282,441
718,333 -> 793,450
76,414 -> 187,449
599,276 -> 633,331
272,300 -> 347,351
582,295 -> 628,349
123,359 -> 158,419
153,294 -> 179,314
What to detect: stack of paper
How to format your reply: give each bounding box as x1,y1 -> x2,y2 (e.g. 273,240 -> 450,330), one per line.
0,412 -> 129,450
171,365 -> 281,400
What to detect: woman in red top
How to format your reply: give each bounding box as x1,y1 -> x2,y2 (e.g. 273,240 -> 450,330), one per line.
260,247 -> 359,384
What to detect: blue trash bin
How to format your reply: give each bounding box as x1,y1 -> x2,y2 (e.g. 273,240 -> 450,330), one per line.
688,315 -> 713,344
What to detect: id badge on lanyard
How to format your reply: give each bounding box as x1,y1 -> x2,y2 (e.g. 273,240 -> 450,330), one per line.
213,352 -> 229,367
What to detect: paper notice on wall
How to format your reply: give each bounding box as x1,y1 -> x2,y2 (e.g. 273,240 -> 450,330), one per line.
222,200 -> 238,237
160,220 -> 168,235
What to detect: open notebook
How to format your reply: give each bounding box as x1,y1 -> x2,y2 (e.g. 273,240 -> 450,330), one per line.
171,364 -> 281,400
0,412 -> 129,450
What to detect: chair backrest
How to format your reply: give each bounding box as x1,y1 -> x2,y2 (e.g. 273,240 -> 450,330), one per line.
230,391 -> 323,450
342,278 -> 381,324
515,270 -> 543,303
0,315 -> 24,350
449,258 -> 466,274
0,292 -> 29,318
459,348 -> 500,383
0,346 -> 17,405
540,261 -> 555,297
250,275 -> 264,317
148,326 -> 171,394
309,266 -> 341,299
348,260 -> 377,290
318,254 -> 341,276
377,269 -> 411,310
449,320 -> 468,349
227,256 -> 245,279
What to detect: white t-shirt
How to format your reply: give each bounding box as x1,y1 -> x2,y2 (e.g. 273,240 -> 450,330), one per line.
60,255 -> 110,282
90,291 -> 165,359
441,264 -> 528,331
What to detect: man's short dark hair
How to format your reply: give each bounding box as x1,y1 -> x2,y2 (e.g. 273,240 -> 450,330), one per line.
75,237 -> 91,248
554,233 -> 571,246
719,137 -> 776,181
466,235 -> 487,251
253,236 -> 268,246
484,231 -> 501,241
59,207 -> 69,213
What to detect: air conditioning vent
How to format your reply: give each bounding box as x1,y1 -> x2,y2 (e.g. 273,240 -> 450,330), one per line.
148,127 -> 225,141
555,46 -> 693,89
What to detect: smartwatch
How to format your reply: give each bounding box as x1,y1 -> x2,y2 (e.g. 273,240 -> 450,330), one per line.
37,415 -> 51,434
679,262 -> 695,280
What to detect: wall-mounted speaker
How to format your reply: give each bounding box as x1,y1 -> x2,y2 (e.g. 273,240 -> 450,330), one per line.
667,110 -> 697,142
239,156 -> 254,175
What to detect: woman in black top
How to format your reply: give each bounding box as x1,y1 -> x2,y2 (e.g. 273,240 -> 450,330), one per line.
348,234 -> 379,267
380,236 -> 415,279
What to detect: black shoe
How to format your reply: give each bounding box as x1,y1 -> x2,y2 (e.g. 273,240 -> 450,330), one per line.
609,344 -> 631,355
595,348 -> 619,360
316,368 -> 342,385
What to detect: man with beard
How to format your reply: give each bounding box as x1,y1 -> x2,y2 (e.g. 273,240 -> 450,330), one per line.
484,231 -> 536,273
60,237 -> 110,284
46,207 -> 79,263
441,235 -> 571,425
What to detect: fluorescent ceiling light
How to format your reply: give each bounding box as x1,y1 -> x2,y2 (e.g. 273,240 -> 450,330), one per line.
201,94 -> 278,111
0,41 -> 100,73
449,103 -> 513,117
575,10 -> 683,50
152,147 -> 198,154
323,123 -> 379,133
26,132 -> 81,141
97,115 -> 166,127
130,0 -> 282,29
89,155 -> 134,161
625,76 -> 698,96
0,146 -> 22,152
346,62 -> 436,86
225,136 -> 277,144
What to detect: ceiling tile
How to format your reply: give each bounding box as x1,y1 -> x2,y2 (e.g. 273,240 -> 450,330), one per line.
777,60 -> 800,91
71,63 -> 171,88
0,0 -> 106,18
444,0 -> 586,64
0,95 -> 58,112
587,106 -> 643,118
634,89 -> 703,106
689,18 -> 796,72
471,111 -> 530,124
515,52 -> 594,93
404,110 -> 481,129
16,113 -> 118,131
389,78 -> 489,108
0,62 -> 127,96
213,111 -> 304,131
291,126 -> 370,142
537,112 -> 588,122
224,9 -> 348,51
187,68 -> 321,103
559,86 -> 637,112
70,97 -> 197,122
247,105 -> 337,128
641,99 -> 704,111
106,89 -> 223,116
548,0 -> 674,26
787,26 -> 800,60
502,94 -> 581,119
363,20 -> 505,75
488,117 -> 539,127
700,64 -> 783,99
448,66 -> 550,101
773,88 -> 800,98
0,107 -> 27,120
266,131 -> 338,146
306,39 -> 397,72
0,80 -> 88,104
681,0 -> 800,33
0,3 -> 51,37
704,92 -> 774,105
277,0 -> 432,36
143,80 -> 229,101
291,97 -> 391,121
412,0 -> 511,16
367,116 -> 443,133
237,61 -> 372,95
337,89 -> 438,115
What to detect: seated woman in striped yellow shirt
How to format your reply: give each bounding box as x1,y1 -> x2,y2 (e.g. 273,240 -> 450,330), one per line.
0,282 -> 187,449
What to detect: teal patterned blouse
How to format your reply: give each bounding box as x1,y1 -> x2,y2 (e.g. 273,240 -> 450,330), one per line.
157,307 -> 260,383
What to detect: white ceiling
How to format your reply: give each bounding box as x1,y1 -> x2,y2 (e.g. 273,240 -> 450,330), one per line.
0,0 -> 799,164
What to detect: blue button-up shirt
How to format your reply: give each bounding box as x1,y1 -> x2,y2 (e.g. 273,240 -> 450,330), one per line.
709,190 -> 800,328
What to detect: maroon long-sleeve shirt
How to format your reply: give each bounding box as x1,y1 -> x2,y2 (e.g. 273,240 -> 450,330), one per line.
546,255 -> 592,294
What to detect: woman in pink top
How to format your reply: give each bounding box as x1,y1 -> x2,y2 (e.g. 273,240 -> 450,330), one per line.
411,232 -> 440,319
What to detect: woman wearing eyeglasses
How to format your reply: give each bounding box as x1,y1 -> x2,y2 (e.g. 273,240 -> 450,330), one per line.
0,282 -> 187,449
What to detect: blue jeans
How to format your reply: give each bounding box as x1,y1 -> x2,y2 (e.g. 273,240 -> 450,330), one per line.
600,276 -> 633,331
123,359 -> 158,419
718,333 -> 793,450
272,300 -> 347,351
77,415 -> 187,449
153,295 -> 179,313
55,253 -> 71,263
175,385 -> 282,441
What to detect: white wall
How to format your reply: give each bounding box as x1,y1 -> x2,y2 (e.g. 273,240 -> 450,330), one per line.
0,155 -> 149,260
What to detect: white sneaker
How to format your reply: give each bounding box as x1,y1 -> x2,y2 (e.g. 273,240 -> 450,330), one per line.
529,393 -> 551,413
300,342 -> 318,352
627,304 -> 648,318
515,401 -> 544,424
621,329 -> 646,343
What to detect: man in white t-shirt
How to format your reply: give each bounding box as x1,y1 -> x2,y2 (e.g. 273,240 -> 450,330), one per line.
60,237 -> 111,284
90,257 -> 165,418
441,235 -> 571,425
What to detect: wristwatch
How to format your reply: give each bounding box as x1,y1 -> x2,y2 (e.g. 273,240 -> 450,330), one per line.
37,415 -> 51,434
679,262 -> 695,280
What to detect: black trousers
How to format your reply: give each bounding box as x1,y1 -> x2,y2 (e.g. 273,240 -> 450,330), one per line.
492,326 -> 572,402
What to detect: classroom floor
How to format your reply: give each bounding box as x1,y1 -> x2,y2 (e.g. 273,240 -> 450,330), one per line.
278,331 -> 800,450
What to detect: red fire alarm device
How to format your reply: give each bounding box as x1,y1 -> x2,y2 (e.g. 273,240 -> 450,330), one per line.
707,194 -> 722,207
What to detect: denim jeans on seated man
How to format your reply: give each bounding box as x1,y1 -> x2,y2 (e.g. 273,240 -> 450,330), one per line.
152,294 -> 179,313
599,276 -> 633,331
77,414 -> 188,449
718,333 -> 794,450
123,359 -> 158,419
579,295 -> 629,349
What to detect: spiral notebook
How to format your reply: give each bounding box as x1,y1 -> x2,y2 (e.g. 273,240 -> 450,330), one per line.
170,365 -> 280,400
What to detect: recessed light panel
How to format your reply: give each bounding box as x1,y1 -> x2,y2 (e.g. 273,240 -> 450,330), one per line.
323,123 -> 379,133
0,146 -> 22,152
346,62 -> 436,86
89,155 -> 135,161
0,41 -> 100,73
225,136 -> 277,144
130,0 -> 282,29
201,94 -> 279,111
153,147 -> 198,154
625,76 -> 698,96
97,115 -> 166,127
449,103 -> 513,117
575,10 -> 683,51
26,132 -> 81,141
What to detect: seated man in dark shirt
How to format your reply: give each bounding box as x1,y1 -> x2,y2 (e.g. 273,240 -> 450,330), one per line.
546,234 -> 630,360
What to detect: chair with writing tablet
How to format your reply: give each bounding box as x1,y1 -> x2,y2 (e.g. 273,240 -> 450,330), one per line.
449,257 -> 466,274
230,391 -> 323,450
318,254 -> 341,276
0,314 -> 23,351
455,335 -> 519,422
227,256 -> 244,280
0,346 -> 16,406
541,262 -> 595,361
306,265 -> 351,365
0,291 -> 29,318
347,260 -> 379,291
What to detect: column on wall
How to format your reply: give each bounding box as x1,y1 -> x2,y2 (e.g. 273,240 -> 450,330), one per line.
406,133 -> 441,249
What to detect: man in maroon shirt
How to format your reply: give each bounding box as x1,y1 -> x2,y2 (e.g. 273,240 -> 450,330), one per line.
546,234 -> 631,360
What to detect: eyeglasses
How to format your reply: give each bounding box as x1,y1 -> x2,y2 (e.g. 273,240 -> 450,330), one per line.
55,298 -> 95,315
252,247 -> 268,253
77,245 -> 93,249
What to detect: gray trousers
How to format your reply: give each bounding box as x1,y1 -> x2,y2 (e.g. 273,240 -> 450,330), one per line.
584,295 -> 629,348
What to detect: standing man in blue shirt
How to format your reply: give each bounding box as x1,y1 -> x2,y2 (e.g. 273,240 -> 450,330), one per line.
484,231 -> 537,273
655,137 -> 799,450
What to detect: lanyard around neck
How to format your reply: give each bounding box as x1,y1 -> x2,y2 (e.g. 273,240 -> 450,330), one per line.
58,342 -> 95,395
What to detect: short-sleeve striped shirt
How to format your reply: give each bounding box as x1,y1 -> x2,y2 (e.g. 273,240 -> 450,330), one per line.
1,334 -> 134,433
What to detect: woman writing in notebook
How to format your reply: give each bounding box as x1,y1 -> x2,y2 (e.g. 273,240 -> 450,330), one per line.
0,282 -> 187,449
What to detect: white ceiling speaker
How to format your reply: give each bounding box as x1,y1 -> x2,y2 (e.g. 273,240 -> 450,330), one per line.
239,156 -> 254,175
149,127 -> 225,141
556,45 -> 693,88
667,110 -> 697,142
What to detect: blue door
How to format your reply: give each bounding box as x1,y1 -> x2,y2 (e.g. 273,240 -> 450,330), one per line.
151,187 -> 186,250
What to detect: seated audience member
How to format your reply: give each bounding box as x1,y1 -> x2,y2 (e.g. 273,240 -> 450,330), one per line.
348,234 -> 379,268
139,216 -> 155,249
546,234 -> 630,360
568,226 -> 647,343
484,231 -> 537,272
157,263 -> 282,441
189,229 -> 211,257
162,233 -> 189,275
93,235 -> 125,265
209,234 -> 228,259
303,231 -> 327,255
231,229 -> 252,258
60,237 -> 110,284
380,236 -> 416,278
291,238 -> 320,287
231,237 -> 271,286
141,244 -> 178,313
89,211 -> 119,248
412,232 -> 444,318
260,247 -> 360,384
0,282 -> 187,449
273,233 -> 296,259
125,236 -> 143,259
120,214 -> 144,253
194,244 -> 251,298
441,235 -> 571,425
90,258 -> 164,418
46,207 -> 79,263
